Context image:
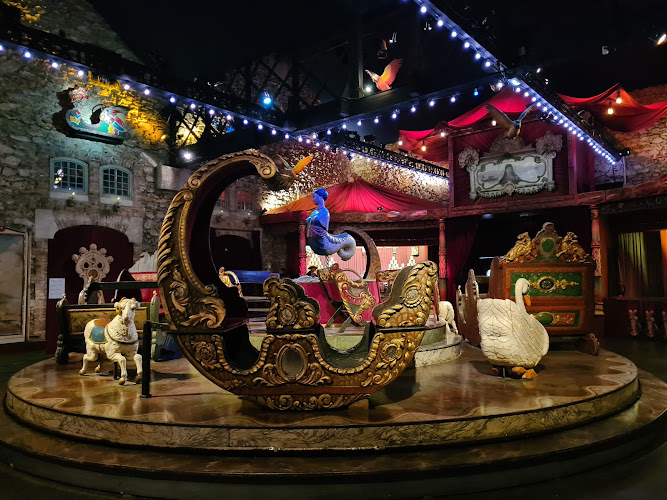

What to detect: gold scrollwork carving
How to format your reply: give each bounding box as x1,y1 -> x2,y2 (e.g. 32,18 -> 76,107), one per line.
264,278 -> 319,330
556,232 -> 590,262
504,232 -> 537,263
245,393 -> 370,411
528,276 -> 580,293
376,261 -> 438,327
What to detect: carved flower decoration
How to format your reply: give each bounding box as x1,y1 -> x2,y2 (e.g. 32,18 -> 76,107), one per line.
458,147 -> 479,169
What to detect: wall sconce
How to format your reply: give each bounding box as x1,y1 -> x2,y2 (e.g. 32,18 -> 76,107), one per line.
66,192 -> 75,207
112,196 -> 120,212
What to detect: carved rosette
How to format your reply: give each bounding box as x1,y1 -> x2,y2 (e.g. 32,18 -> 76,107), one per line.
177,328 -> 424,411
458,147 -> 480,170
263,278 -> 319,330
158,150 -> 281,331
376,261 -> 438,327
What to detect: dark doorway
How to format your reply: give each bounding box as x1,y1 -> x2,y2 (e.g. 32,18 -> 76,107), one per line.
45,226 -> 134,354
209,231 -> 259,271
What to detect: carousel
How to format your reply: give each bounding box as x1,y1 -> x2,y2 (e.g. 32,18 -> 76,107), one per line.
2,150 -> 666,499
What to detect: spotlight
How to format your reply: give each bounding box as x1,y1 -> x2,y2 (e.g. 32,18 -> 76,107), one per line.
491,120 -> 497,126
342,123 -> 347,129
440,131 -> 446,137
284,133 -> 290,139
257,123 -> 263,130
657,33 -> 666,45
485,61 -> 491,67
327,129 -> 332,135
398,140 -> 403,146
261,91 -> 272,106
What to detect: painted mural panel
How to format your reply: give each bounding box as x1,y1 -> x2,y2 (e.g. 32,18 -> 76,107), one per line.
0,230 -> 27,343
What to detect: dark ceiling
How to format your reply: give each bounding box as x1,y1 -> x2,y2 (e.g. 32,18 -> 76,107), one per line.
92,0 -> 666,144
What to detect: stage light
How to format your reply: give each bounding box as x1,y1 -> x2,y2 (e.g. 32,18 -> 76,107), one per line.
315,142 -> 320,147
297,136 -> 303,142
312,133 -> 317,139
398,140 -> 403,146
261,91 -> 272,106
342,123 -> 347,129
657,33 -> 666,45
514,87 -> 521,92
284,133 -> 290,139
183,152 -> 193,160
306,139 -> 310,144
524,91 -> 530,97
325,144 -> 330,150
327,129 -> 332,135
440,131 -> 446,137
0,44 -> 4,51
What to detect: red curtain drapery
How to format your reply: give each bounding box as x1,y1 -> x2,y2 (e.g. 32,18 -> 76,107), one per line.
558,84 -> 667,132
265,177 -> 445,215
445,216 -> 480,302
398,87 -> 537,162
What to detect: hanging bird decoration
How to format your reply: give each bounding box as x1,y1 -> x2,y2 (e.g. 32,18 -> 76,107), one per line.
365,58 -> 403,91
277,154 -> 313,176
272,154 -> 313,191
377,39 -> 388,59
485,103 -> 535,138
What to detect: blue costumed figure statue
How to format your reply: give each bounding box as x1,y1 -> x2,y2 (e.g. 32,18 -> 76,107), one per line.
306,188 -> 356,260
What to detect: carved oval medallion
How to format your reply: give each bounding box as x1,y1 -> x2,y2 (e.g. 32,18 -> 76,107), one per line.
276,344 -> 307,382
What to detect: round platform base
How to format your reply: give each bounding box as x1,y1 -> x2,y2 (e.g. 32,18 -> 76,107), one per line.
1,347 -> 666,499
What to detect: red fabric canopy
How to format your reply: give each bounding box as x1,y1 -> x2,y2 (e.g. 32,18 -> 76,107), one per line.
265,177 -> 444,215
447,86 -> 535,128
558,84 -> 667,132
398,87 -> 537,162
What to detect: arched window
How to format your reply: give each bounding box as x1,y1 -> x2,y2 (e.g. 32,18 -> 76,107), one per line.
100,165 -> 132,199
50,157 -> 88,194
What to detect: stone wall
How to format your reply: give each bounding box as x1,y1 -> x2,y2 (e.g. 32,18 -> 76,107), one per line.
3,0 -> 142,63
0,48 -> 168,340
595,84 -> 667,186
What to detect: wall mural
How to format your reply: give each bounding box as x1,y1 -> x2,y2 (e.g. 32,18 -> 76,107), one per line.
459,132 -> 563,200
0,229 -> 28,343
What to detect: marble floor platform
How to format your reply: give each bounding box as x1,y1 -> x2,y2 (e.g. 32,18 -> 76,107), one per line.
4,346 -> 642,452
2,345 -> 667,499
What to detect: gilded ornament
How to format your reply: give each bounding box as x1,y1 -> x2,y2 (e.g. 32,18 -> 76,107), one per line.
504,232 -> 537,263
556,232 -> 590,262
528,276 -> 580,293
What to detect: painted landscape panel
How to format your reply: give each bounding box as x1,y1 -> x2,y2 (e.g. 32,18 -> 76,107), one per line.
0,232 -> 26,341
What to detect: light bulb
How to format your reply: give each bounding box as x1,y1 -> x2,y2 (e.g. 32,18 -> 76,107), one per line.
450,95 -> 456,103
226,114 -> 232,120
209,109 -> 215,115
190,103 -> 196,109
411,105 -> 416,112
169,97 -> 176,103
464,41 -> 470,49
491,120 -> 497,126
451,30 -> 457,38
437,19 -> 444,27
475,53 -> 481,60
365,85 -> 372,93
615,97 -> 622,104
357,120 -> 362,126
485,61 -> 491,67
342,123 -> 347,129
271,129 -> 277,135
374,117 -> 379,123
420,6 -> 427,13
473,88 -> 479,96
327,129 -> 332,135
391,112 -> 397,119
398,140 -> 403,146
77,70 -> 84,77
440,131 -> 446,137
429,99 -> 435,107
23,51 -> 31,59
524,91 -> 529,97
421,145 -> 427,152
284,133 -> 290,139
257,124 -> 263,130
607,107 -> 614,115
51,62 -> 59,69
144,89 -> 150,95
243,119 -> 249,125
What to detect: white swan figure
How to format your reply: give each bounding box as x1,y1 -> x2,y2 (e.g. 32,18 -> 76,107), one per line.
477,278 -> 549,379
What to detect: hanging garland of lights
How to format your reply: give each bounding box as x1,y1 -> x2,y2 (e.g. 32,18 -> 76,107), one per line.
0,0 -> 619,169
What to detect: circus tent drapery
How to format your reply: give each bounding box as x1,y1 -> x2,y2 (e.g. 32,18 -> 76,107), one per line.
264,176 -> 444,215
397,87 -> 536,162
558,84 -> 667,133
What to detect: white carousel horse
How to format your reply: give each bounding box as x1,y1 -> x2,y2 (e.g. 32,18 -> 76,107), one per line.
79,297 -> 142,385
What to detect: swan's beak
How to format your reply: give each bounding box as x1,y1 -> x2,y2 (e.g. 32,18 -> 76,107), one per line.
524,295 -> 531,307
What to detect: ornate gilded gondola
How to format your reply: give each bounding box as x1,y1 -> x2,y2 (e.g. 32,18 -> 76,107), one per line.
157,150 -> 438,410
